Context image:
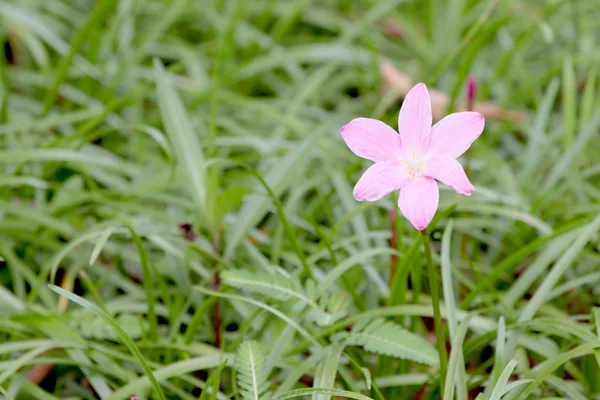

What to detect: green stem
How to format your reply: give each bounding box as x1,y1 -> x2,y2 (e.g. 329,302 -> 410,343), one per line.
422,228 -> 448,396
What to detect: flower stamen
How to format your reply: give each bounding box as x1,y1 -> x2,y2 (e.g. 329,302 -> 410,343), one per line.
399,158 -> 428,178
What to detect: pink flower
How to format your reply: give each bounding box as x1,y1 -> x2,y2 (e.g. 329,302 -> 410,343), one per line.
340,83 -> 484,230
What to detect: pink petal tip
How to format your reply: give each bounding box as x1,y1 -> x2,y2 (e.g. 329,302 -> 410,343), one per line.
340,118 -> 402,163
398,178 -> 439,231
398,82 -> 433,156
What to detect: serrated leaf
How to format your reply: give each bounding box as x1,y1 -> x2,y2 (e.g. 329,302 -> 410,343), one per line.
340,318 -> 438,365
67,310 -> 146,341
223,270 -> 344,327
272,388 -> 373,400
308,292 -> 348,326
222,270 -> 307,303
237,341 -> 270,400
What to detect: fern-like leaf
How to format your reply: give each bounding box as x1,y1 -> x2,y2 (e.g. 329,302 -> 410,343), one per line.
307,289 -> 348,326
223,271 -> 347,327
337,318 -> 438,365
237,341 -> 270,400
223,270 -> 307,302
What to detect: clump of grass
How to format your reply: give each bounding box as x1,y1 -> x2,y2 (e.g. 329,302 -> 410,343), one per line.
1,1 -> 600,399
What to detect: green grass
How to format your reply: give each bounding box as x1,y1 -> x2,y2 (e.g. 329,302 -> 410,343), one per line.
1,0 -> 600,399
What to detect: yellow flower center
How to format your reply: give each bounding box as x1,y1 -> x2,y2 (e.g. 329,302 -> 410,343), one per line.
399,158 -> 428,178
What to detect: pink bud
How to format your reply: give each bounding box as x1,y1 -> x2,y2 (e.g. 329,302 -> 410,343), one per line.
467,75 -> 476,111
131,397 -> 138,400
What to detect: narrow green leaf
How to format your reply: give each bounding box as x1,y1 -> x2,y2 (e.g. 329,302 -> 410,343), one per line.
518,215 -> 600,322
544,375 -> 587,400
360,367 -> 372,391
562,55 -> 577,150
42,0 -> 117,115
312,344 -> 344,400
463,216 -> 591,307
593,308 -> 600,368
0,343 -> 55,385
195,287 -> 320,348
0,148 -> 139,176
126,225 -> 158,342
441,220 -> 467,400
443,317 -> 471,400
543,108 -> 600,190
489,317 -> 506,393
441,220 -> 457,337
581,67 -> 597,124
489,360 -> 518,400
506,215 -> 600,358
154,59 -> 206,218
224,134 -> 317,259
48,285 -> 167,400
199,361 -> 228,400
0,175 -> 48,189
107,355 -> 229,400
216,186 -> 252,224
521,78 -> 559,182
503,230 -> 579,307
388,232 -> 421,306
88,225 -> 115,266
0,383 -> 14,400
330,171 -> 389,296
317,248 -> 397,298
0,4 -> 68,54
274,355 -> 319,396
0,284 -> 26,315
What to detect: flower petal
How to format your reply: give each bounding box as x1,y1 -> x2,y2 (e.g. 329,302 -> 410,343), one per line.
398,83 -> 432,156
398,177 -> 439,231
340,118 -> 402,162
427,112 -> 484,158
424,156 -> 474,195
353,160 -> 411,201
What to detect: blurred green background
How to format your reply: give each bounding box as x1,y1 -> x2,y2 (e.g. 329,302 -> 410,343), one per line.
1,0 -> 600,399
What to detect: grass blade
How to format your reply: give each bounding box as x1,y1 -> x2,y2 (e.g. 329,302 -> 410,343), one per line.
506,215 -> 600,357
440,220 -> 467,400
489,359 -> 518,400
224,134 -> 317,259
42,0 -> 117,115
443,317 -> 471,400
154,59 -> 206,220
312,344 -> 344,400
561,55 -> 576,150
48,285 -> 167,400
